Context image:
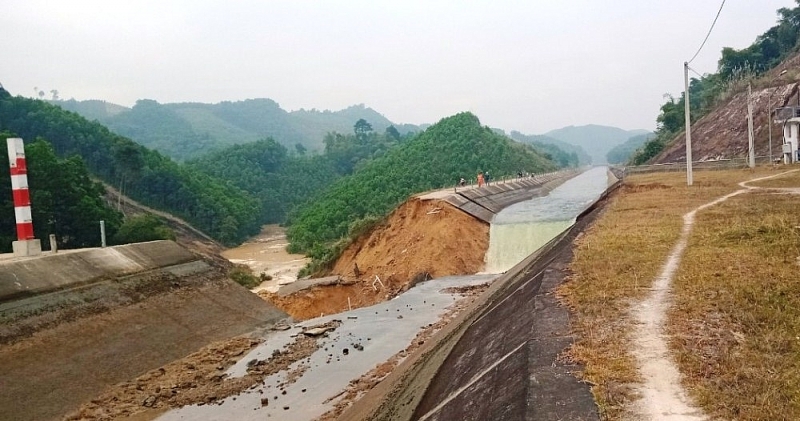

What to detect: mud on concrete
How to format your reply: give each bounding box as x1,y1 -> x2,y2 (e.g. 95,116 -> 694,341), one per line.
66,320 -> 342,420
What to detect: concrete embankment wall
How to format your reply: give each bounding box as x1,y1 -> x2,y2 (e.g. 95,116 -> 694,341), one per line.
0,241 -> 287,421
438,170 -> 579,223
0,240 -> 197,302
340,179 -> 620,421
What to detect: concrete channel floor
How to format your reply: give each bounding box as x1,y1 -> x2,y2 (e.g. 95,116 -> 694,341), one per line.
157,274 -> 497,421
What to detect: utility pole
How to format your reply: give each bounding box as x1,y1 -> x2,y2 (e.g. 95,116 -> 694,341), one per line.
684,62 -> 693,186
768,92 -> 773,165
747,83 -> 755,168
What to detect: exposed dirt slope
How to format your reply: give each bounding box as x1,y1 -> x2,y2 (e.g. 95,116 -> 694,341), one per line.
333,198 -> 488,283
653,82 -> 798,164
261,198 -> 488,320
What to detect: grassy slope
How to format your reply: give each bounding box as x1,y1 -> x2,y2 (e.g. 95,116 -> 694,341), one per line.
559,167 -> 783,419
668,170 -> 800,420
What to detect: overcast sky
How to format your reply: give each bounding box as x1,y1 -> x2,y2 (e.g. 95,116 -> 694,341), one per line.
1,0 -> 795,134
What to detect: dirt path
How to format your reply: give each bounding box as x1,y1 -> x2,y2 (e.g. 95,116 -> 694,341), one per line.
221,224 -> 309,293
631,170 -> 798,420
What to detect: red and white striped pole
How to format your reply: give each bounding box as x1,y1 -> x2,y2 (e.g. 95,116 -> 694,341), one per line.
7,138 -> 40,256
7,138 -> 34,240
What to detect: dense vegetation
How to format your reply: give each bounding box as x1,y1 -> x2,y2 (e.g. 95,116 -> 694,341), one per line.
56,98 -> 420,161
508,131 -> 587,166
285,112 -> 559,269
606,133 -> 655,164
0,134 -> 123,251
0,88 -> 261,244
113,214 -> 175,244
187,120 -> 411,225
632,1 -> 800,164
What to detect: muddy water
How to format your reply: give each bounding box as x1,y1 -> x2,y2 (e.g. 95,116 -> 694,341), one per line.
221,225 -> 309,293
485,166 -> 613,273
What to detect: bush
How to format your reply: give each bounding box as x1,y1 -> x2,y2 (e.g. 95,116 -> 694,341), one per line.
228,264 -> 261,289
113,214 -> 176,244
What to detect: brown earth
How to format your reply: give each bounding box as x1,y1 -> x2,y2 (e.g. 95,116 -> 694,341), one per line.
66,320 -> 342,420
653,53 -> 800,165
260,198 -> 489,320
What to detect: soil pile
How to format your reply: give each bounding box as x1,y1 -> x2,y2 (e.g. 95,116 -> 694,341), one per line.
262,198 -> 488,320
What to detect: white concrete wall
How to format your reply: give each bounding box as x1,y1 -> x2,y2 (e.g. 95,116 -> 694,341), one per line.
784,123 -> 799,163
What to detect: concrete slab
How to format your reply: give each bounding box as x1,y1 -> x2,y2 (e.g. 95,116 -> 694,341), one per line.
277,275 -> 341,297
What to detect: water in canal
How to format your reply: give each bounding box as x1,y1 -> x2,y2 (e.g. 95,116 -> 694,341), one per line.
156,166 -> 613,421
485,166 -> 613,273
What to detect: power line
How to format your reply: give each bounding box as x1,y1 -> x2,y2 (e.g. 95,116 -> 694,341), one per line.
687,65 -> 704,78
687,0 -> 726,64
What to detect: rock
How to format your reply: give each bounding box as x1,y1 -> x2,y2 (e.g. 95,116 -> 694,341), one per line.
261,397 -> 269,407
283,406 -> 290,410
142,395 -> 157,407
303,326 -> 334,337
343,348 -> 349,355
271,322 -> 291,331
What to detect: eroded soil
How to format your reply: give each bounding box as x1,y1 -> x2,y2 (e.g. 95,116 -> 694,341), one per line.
260,198 -> 489,320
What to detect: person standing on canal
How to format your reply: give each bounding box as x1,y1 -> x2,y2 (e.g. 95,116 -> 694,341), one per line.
477,171 -> 485,187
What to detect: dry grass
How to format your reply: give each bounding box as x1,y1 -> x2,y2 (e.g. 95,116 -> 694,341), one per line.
748,168 -> 800,188
667,190 -> 800,420
558,166 -> 778,419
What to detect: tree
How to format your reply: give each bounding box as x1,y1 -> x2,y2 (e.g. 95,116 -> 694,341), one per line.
385,125 -> 401,141
354,119 -> 373,143
295,143 -> 307,155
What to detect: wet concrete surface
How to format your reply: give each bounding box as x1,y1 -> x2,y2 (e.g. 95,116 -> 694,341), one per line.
410,187 -> 609,421
157,274 -> 497,421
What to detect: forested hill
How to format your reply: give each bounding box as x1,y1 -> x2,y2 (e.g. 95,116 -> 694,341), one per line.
508,131 -> 591,166
285,112 -> 559,268
54,98 -> 420,160
0,88 -> 261,244
544,125 -> 650,164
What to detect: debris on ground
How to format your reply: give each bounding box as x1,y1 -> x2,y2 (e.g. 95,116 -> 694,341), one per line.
65,320 -> 342,420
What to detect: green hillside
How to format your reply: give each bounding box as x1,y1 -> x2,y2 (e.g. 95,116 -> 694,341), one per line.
606,133 -> 655,164
0,135 -> 123,252
544,124 -> 649,164
509,131 -> 590,166
54,98 -> 421,161
0,88 -> 261,245
286,112 -> 559,269
188,119 -> 414,227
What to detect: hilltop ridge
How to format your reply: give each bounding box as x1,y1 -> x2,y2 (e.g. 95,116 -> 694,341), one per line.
54,98 -> 422,160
